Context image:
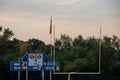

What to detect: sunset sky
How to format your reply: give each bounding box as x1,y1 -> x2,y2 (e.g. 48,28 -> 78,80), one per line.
0,0 -> 120,44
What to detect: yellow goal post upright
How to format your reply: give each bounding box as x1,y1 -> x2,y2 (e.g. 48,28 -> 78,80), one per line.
53,27 -> 102,75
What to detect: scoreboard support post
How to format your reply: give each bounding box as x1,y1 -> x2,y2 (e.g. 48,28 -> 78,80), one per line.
50,70 -> 52,80
26,69 -> 28,80
18,70 -> 20,80
42,71 -> 44,80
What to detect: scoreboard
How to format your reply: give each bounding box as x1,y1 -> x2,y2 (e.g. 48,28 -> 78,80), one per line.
10,52 -> 60,71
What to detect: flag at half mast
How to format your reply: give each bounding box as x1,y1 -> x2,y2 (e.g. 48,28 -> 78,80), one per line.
49,16 -> 52,34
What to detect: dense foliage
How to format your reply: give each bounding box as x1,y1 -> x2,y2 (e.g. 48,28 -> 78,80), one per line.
0,27 -> 120,80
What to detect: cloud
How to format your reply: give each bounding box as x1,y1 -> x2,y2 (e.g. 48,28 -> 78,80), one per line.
56,0 -> 79,5
0,0 -> 119,19
0,0 -> 120,43
0,16 -> 18,23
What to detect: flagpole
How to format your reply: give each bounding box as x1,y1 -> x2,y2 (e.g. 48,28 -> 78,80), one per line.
50,16 -> 52,80
50,33 -> 52,80
49,16 -> 53,62
50,31 -> 52,62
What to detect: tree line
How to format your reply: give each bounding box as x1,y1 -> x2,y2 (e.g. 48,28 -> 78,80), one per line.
0,27 -> 120,80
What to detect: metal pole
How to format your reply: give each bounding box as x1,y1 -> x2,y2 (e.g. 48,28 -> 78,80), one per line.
53,25 -> 56,72
42,71 -> 44,80
50,33 -> 52,80
18,60 -> 21,80
99,27 -> 102,74
50,71 -> 52,80
50,16 -> 53,80
26,68 -> 28,80
18,70 -> 20,80
68,73 -> 71,80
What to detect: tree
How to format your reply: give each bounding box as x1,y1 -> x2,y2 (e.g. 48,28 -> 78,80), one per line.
101,36 -> 116,74
19,42 -> 29,54
2,28 -> 14,40
111,35 -> 120,61
0,28 -> 15,55
60,34 -> 73,50
27,38 -> 45,53
73,35 -> 83,47
0,26 -> 120,80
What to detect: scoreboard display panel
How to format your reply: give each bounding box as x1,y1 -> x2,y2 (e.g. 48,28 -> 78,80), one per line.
28,54 -> 43,67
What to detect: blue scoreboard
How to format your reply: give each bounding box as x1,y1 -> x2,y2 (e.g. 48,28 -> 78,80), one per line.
10,52 -> 60,71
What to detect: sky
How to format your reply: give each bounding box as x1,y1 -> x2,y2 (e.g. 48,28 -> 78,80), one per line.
0,0 -> 120,44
